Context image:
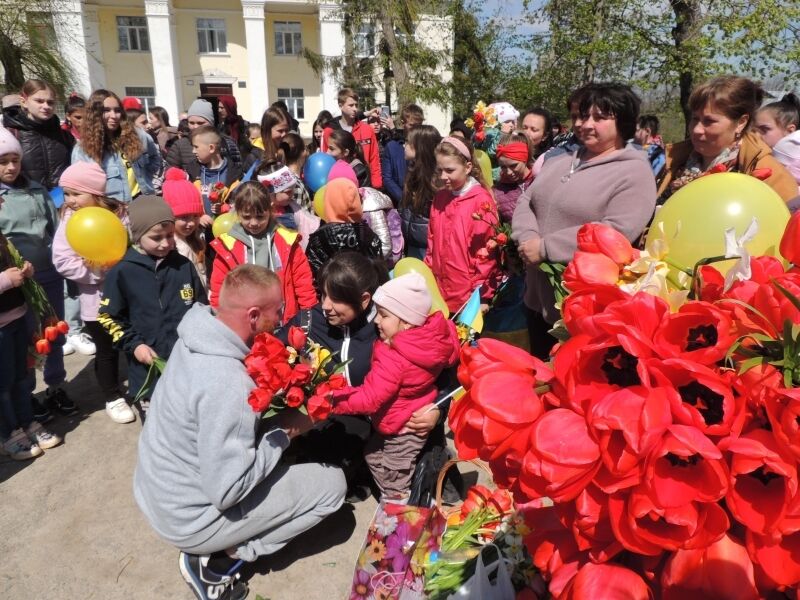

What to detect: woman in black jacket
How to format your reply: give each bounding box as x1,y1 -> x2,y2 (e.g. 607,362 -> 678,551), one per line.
2,79 -> 74,189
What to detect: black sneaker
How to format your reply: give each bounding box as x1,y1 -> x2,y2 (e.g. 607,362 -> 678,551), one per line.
179,551 -> 246,600
31,396 -> 53,423
45,387 -> 78,416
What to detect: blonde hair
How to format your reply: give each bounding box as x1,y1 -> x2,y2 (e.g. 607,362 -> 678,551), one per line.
435,137 -> 492,194
219,264 -> 280,307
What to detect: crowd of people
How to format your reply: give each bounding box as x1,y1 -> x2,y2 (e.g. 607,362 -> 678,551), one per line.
1,74 -> 799,600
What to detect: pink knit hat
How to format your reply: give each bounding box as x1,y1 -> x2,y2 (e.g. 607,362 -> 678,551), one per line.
373,272 -> 431,326
327,160 -> 358,186
0,127 -> 22,157
162,167 -> 203,216
59,161 -> 107,196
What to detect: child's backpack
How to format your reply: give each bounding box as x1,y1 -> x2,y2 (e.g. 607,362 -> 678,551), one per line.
360,187 -> 404,265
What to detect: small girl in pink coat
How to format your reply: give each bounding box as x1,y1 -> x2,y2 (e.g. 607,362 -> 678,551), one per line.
331,272 -> 460,499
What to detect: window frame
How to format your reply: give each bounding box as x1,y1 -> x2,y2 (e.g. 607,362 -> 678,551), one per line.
276,88 -> 305,120
354,23 -> 376,59
273,21 -> 302,56
117,15 -> 150,53
197,18 -> 228,55
124,86 -> 156,110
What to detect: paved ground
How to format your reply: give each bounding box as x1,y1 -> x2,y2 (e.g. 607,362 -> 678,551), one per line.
0,352 -> 477,600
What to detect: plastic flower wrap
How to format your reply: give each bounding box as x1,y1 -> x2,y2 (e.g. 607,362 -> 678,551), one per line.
464,101 -> 498,144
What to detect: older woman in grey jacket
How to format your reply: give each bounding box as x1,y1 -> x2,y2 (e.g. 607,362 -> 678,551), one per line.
511,82 -> 657,359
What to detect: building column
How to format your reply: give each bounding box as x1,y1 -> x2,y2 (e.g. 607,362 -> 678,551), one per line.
144,0 -> 182,119
318,3 -> 345,114
53,0 -> 106,96
242,0 -> 269,122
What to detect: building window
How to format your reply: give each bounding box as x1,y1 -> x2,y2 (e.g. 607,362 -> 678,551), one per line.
197,18 -> 227,54
354,23 -> 376,58
277,88 -> 304,120
117,16 -> 149,52
274,21 -> 302,55
125,86 -> 156,110
27,12 -> 57,50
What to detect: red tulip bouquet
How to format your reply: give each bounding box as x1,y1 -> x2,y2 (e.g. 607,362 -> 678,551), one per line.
245,326 -> 348,422
448,218 -> 800,598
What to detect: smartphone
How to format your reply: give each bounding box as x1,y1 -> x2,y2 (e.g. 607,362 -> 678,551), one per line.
380,105 -> 390,119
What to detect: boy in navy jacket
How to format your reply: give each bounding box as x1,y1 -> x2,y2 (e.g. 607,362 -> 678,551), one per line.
98,196 -> 207,415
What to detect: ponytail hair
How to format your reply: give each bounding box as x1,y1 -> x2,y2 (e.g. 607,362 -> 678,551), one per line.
276,132 -> 307,168
761,93 -> 800,131
328,129 -> 365,163
435,136 -> 493,194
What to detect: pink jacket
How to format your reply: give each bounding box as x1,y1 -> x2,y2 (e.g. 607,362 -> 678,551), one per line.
424,180 -> 500,312
52,208 -> 113,322
331,312 -> 460,435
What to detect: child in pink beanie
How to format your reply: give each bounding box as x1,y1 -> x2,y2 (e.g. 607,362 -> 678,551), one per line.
331,272 -> 460,498
51,161 -> 136,424
162,167 -> 208,289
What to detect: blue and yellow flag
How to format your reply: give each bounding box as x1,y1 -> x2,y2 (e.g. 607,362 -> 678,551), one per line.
456,286 -> 483,333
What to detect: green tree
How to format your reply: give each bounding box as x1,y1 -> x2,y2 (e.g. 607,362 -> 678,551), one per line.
0,5 -> 72,95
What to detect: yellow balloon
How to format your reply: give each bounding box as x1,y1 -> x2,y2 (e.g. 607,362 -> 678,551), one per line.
212,212 -> 238,238
313,185 -> 326,220
474,149 -> 493,185
393,257 -> 450,318
65,207 -> 127,266
647,173 -> 790,274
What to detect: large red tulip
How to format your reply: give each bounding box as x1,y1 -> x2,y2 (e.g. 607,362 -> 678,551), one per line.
558,562 -> 653,600
561,285 -> 629,339
563,251 -> 620,291
746,528 -> 800,588
780,210 -> 800,265
517,409 -> 600,503
720,429 -> 798,535
572,485 -> 623,562
576,223 -> 637,265
661,533 -> 758,600
765,387 -> 800,463
653,301 -> 736,366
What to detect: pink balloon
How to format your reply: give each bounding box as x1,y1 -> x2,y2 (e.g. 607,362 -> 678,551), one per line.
327,160 -> 358,186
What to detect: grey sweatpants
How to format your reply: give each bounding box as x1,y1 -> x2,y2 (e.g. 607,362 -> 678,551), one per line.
180,462 -> 347,562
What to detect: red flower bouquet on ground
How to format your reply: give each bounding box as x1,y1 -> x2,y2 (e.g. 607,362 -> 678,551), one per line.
245,326 -> 348,422
448,219 -> 800,598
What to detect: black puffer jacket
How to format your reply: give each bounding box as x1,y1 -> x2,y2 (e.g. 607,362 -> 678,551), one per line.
2,105 -> 74,189
165,135 -> 243,172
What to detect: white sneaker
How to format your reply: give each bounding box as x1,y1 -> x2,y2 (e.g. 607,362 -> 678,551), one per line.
106,398 -> 135,424
0,429 -> 43,460
24,421 -> 62,450
66,333 -> 96,356
62,339 -> 75,356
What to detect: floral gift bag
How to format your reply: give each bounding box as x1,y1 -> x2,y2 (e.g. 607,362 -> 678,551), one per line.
349,499 -> 446,600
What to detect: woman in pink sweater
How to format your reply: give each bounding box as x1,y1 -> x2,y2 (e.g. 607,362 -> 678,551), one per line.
331,272 -> 460,499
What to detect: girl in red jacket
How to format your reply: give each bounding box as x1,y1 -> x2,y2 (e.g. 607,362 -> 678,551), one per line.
331,272 -> 460,499
424,136 -> 500,313
208,181 -> 316,322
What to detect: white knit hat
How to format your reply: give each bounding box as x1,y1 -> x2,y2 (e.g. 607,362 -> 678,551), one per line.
773,131 -> 800,185
490,102 -> 520,125
373,273 -> 431,326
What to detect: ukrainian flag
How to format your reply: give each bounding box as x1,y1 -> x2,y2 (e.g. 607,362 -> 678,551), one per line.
456,286 -> 483,333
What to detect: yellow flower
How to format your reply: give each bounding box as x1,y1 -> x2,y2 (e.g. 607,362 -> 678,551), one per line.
411,545 -> 428,575
365,539 -> 386,563
464,118 -> 474,129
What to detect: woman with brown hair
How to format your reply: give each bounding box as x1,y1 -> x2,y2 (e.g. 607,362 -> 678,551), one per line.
400,124 -> 441,259
658,75 -> 797,204
1,79 -> 74,189
71,89 -> 162,202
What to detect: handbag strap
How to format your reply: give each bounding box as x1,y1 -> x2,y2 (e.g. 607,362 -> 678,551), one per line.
435,458 -> 494,514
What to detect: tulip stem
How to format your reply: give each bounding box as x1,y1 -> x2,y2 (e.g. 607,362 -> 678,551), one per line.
663,257 -> 693,275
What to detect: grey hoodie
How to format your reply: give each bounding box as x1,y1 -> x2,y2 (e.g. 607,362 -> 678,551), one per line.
133,304 -> 289,546
511,146 -> 656,322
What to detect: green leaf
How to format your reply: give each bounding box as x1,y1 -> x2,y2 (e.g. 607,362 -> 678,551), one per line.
738,356 -> 768,375
773,280 -> 800,314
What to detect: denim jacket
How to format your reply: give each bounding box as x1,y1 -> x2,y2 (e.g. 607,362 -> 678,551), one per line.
71,127 -> 163,202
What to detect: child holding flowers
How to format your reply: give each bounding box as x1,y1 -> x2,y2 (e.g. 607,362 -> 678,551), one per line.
209,181 -> 316,322
331,272 -> 460,499
425,136 -> 500,312
52,161 -> 136,424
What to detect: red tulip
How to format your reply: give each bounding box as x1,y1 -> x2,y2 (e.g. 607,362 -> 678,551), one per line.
55,320 -> 70,335
752,272 -> 800,336
307,393 -> 332,421
563,251 -> 620,291
44,326 -> 59,342
571,485 -> 623,562
765,387 -> 800,463
576,223 -> 637,265
645,424 -> 729,508
720,429 -> 798,535
460,485 -> 513,519
561,285 -> 628,339
780,211 -> 800,265
457,338 -> 553,388
247,387 -> 273,413
35,339 -> 50,355
558,562 -> 653,600
661,533 -> 758,600
746,529 -> 800,588
608,487 -> 729,555
517,409 -> 600,503
288,363 -> 314,387
287,325 -> 307,350
285,386 -> 305,408
653,301 -> 736,366
696,265 -> 726,302
590,386 -> 672,494
649,359 -> 742,438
